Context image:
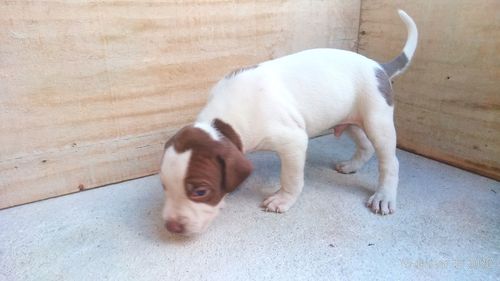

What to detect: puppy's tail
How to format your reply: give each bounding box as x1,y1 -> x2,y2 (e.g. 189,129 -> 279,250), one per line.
380,9 -> 418,78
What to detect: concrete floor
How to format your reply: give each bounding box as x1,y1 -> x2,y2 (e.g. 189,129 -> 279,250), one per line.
1,135 -> 499,281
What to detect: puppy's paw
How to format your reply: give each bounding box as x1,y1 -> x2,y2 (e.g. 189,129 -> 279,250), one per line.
261,191 -> 297,213
366,189 -> 397,215
334,161 -> 359,174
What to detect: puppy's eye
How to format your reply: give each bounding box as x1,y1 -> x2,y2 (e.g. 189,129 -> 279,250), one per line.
194,189 -> 207,196
190,186 -> 210,199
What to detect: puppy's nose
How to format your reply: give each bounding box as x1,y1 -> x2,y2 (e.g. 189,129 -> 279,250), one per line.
165,220 -> 184,234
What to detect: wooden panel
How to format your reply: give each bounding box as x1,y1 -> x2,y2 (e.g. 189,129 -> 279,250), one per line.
0,0 -> 360,208
359,0 -> 500,179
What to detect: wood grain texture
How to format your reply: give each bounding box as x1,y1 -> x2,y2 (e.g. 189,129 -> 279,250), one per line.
0,0 -> 360,208
358,0 -> 500,180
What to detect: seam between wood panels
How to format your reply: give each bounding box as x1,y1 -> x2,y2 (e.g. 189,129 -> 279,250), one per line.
356,0 -> 362,53
0,129 -> 177,163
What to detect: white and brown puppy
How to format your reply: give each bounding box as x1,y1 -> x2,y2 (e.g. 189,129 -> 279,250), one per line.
160,10 -> 418,235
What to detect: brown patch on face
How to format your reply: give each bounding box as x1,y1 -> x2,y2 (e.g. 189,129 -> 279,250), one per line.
163,122 -> 253,206
375,68 -> 393,106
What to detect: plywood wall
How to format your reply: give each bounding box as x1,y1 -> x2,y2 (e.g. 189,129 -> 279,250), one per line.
359,0 -> 500,179
0,1 -> 361,208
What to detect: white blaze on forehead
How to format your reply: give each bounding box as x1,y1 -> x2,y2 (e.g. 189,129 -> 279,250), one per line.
194,122 -> 221,140
161,147 -> 192,197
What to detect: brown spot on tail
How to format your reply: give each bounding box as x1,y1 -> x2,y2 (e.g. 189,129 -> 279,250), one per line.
375,68 -> 393,106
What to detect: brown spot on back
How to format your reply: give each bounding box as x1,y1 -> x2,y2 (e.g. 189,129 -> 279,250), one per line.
375,68 -> 393,106
225,64 -> 258,79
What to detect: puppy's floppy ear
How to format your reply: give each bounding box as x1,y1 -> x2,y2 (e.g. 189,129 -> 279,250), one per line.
217,144 -> 253,193
213,118 -> 252,192
213,118 -> 243,151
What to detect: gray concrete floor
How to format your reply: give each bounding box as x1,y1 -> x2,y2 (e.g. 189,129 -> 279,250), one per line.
1,135 -> 499,281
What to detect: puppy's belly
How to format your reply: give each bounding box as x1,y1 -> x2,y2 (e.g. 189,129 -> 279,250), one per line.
290,88 -> 358,137
306,115 -> 362,139
305,111 -> 361,137
333,124 -> 350,137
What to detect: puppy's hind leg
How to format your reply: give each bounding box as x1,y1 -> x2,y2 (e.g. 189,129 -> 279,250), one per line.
363,110 -> 399,215
335,125 -> 375,174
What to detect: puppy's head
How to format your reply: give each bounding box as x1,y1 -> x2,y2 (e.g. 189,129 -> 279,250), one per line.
160,119 -> 253,235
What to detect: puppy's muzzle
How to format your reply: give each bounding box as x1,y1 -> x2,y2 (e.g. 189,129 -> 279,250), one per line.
165,219 -> 185,234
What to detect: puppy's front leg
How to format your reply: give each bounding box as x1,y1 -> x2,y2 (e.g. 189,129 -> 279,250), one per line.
262,130 -> 308,213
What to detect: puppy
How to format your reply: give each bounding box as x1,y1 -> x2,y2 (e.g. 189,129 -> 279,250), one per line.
160,10 -> 418,235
